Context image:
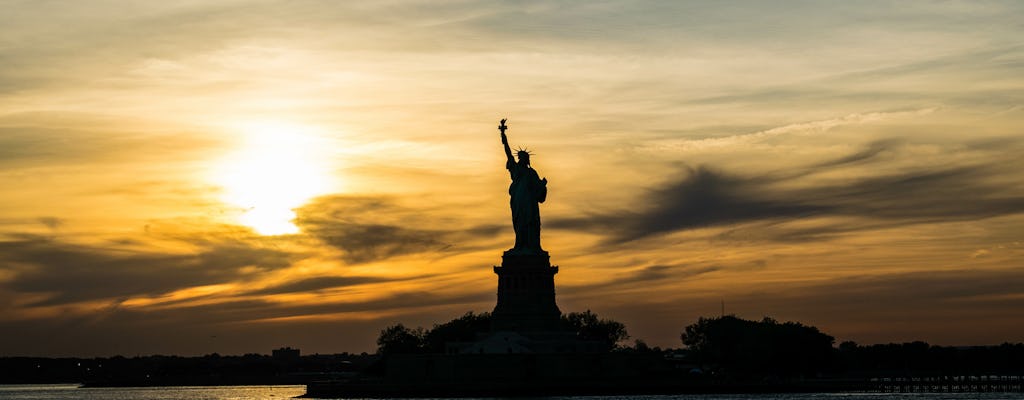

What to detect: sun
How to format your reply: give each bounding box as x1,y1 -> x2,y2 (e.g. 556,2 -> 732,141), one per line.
211,121 -> 337,235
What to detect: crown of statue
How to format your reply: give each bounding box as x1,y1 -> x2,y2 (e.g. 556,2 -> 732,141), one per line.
516,147 -> 532,159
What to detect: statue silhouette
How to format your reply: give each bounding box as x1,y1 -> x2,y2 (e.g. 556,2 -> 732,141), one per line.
499,119 -> 547,255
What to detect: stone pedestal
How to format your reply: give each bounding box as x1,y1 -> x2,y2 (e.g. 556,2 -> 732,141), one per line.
491,253 -> 562,332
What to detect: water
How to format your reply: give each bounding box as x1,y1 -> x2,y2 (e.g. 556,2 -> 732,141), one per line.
0,384 -> 306,400
0,386 -> 1020,400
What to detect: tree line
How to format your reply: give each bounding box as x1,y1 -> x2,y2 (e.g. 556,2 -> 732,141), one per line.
378,312 -> 1024,378
376,310 -> 628,354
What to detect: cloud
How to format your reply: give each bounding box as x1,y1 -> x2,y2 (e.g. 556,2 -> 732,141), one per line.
0,234 -> 294,307
810,139 -> 900,169
659,109 -> 935,151
244,275 -> 432,296
549,166 -> 824,242
560,264 -> 724,299
619,264 -> 719,284
0,112 -> 224,162
36,217 -> 63,230
116,290 -> 494,327
308,222 -> 447,264
0,288 -> 496,357
294,195 -> 503,264
550,141 -> 1024,243
821,269 -> 1024,306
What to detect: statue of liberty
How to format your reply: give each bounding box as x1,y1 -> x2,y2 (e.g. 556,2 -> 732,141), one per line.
498,119 -> 548,255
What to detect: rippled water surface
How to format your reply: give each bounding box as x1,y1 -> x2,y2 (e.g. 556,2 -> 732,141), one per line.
0,384 -> 306,400
0,385 -> 1021,400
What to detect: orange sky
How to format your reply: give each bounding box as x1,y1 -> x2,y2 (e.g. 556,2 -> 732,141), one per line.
1,1 -> 1023,356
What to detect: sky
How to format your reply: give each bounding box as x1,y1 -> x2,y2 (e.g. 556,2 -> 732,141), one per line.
1,0 -> 1023,357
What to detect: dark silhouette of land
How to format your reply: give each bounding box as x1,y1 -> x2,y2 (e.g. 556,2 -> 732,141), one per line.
0,350 -> 377,386
301,312 -> 1024,396
4,324 -> 1023,392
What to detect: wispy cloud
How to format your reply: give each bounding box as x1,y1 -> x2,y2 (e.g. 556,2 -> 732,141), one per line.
650,109 -> 936,151
0,234 -> 294,307
552,140 -> 1024,244
295,195 -> 503,264
242,275 -> 422,296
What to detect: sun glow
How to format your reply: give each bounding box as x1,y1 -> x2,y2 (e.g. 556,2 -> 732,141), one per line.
212,121 -> 337,235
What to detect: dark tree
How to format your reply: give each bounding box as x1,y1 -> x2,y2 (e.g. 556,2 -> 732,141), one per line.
681,315 -> 834,378
376,324 -> 425,355
376,314 -> 492,355
423,312 -> 492,353
376,310 -> 630,354
563,310 -> 630,351
833,341 -> 1024,375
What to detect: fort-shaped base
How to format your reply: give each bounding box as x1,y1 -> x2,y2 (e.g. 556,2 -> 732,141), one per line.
491,253 -> 562,332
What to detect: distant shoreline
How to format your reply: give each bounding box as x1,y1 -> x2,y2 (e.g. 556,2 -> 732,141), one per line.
302,376 -> 1024,397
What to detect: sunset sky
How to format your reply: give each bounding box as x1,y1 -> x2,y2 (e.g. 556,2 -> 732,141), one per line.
2,1 -> 1023,357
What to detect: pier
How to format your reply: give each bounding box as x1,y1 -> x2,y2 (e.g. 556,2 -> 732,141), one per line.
874,375 -> 1023,393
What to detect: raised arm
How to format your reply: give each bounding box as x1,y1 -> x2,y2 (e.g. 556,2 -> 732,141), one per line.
499,119 -> 514,164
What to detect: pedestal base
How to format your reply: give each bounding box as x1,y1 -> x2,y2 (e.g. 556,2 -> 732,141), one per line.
491,253 -> 562,332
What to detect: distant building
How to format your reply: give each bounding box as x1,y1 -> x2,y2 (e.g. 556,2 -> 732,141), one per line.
272,347 -> 300,360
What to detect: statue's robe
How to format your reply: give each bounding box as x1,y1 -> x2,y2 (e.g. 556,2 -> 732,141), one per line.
507,159 -> 546,254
